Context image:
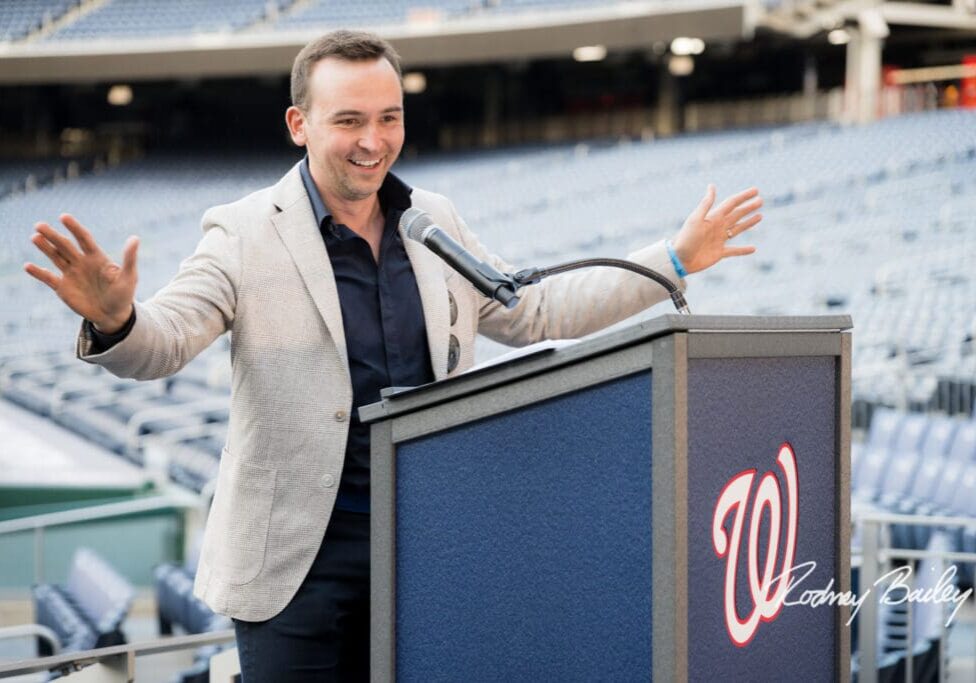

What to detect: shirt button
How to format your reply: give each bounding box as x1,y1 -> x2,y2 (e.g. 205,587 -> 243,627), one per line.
321,474 -> 336,488
334,410 -> 347,422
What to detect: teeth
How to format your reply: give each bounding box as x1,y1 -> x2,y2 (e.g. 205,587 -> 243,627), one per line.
350,159 -> 380,168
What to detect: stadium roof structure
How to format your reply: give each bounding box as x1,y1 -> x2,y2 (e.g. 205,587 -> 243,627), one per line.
0,0 -> 756,85
760,0 -> 976,38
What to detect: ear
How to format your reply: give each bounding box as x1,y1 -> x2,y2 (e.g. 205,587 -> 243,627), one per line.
285,106 -> 307,147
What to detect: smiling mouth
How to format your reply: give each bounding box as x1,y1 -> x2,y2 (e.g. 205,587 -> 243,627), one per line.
349,158 -> 382,169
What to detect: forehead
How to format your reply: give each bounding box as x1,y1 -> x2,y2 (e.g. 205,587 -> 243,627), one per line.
306,57 -> 402,112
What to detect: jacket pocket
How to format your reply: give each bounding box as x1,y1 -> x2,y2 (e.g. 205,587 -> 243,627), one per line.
208,449 -> 277,585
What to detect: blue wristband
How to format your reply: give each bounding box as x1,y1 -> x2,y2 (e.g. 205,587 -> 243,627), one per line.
665,240 -> 688,279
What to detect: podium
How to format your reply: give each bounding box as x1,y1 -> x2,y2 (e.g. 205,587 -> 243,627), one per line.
362,315 -> 852,682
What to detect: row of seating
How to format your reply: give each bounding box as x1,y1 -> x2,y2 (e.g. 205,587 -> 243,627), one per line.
30,545 -> 226,682
0,0 -> 76,42
17,0 -> 720,42
0,347 -> 228,493
154,561 -> 232,683
852,408 -> 976,529
32,548 -> 134,657
3,111 -> 975,497
45,0 -> 290,41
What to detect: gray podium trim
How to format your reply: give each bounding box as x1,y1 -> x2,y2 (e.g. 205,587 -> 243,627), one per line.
360,315 -> 852,423
388,341 -> 656,444
371,420 -> 396,683
687,331 -> 842,358
835,332 -> 852,683
651,332 -> 689,682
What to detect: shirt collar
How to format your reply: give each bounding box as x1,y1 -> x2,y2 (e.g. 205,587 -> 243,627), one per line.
299,155 -> 412,231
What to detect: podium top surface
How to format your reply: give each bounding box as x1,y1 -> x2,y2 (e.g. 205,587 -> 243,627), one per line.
359,313 -> 851,424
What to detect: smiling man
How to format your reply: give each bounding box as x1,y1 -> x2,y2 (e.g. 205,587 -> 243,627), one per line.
24,30 -> 763,682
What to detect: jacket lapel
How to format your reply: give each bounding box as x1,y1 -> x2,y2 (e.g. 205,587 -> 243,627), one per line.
401,226 -> 450,382
270,164 -> 350,377
270,163 -> 450,382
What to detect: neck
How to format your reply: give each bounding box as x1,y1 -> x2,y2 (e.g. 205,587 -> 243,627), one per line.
309,161 -> 384,237
323,188 -> 383,236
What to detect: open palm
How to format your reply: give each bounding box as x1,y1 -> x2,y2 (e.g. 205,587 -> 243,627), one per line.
24,214 -> 139,333
673,185 -> 763,275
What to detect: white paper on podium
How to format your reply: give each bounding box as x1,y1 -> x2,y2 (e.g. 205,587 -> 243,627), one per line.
467,338 -> 580,374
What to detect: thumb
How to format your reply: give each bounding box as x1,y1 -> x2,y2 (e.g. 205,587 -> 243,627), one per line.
121,236 -> 139,280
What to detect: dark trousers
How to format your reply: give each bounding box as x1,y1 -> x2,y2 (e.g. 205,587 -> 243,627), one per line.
234,508 -> 370,682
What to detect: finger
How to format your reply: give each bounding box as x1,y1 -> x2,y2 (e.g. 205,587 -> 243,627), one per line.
722,245 -> 757,258
728,213 -> 763,238
715,187 -> 759,216
694,184 -> 716,218
727,198 -> 763,226
31,233 -> 69,271
121,236 -> 139,279
23,262 -> 62,291
60,214 -> 100,255
35,223 -> 82,264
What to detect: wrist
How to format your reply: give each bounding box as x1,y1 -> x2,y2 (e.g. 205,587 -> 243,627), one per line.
92,306 -> 133,335
665,240 -> 689,279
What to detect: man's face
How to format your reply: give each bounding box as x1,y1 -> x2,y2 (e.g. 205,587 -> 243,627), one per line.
288,56 -> 404,203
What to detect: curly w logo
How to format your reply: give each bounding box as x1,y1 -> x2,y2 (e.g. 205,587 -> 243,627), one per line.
712,443 -> 799,647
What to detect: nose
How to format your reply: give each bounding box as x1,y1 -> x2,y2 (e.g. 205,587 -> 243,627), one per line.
357,123 -> 381,152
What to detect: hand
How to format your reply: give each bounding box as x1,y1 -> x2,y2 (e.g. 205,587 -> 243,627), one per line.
672,185 -> 762,275
23,214 -> 139,334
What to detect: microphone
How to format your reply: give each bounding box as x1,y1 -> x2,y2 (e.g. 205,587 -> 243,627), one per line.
400,207 -> 520,309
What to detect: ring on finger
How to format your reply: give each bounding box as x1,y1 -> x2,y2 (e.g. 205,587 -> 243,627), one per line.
725,227 -> 733,240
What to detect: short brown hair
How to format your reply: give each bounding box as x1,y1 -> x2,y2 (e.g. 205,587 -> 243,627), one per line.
290,30 -> 402,111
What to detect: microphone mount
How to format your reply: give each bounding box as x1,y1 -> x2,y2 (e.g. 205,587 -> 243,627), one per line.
508,258 -> 691,315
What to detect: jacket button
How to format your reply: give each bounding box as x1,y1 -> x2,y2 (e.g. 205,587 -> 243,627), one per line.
447,334 -> 460,373
321,474 -> 336,488
334,410 -> 347,422
448,291 -> 458,326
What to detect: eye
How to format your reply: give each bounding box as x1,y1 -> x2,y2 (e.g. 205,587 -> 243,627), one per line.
335,118 -> 358,127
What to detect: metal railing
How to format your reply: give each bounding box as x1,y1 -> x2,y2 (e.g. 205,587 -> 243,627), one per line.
0,492 -> 203,584
0,624 -> 61,656
854,509 -> 976,683
0,629 -> 235,681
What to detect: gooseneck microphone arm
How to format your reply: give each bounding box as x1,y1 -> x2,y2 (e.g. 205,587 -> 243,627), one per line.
400,207 -> 691,315
510,259 -> 691,315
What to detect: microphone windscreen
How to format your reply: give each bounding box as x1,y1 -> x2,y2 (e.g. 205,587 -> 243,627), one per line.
400,207 -> 435,242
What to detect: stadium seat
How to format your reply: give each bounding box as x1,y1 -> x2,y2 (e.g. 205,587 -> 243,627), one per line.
31,548 -> 134,657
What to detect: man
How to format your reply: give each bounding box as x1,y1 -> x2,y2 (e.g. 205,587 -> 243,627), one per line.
24,30 -> 762,681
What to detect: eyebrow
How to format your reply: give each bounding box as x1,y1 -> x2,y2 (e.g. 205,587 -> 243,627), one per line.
330,106 -> 403,118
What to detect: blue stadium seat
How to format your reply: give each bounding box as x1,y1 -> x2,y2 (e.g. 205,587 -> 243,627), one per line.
31,548 -> 134,656
912,423 -> 976,548
154,561 -> 232,683
852,408 -> 905,499
874,413 -> 930,505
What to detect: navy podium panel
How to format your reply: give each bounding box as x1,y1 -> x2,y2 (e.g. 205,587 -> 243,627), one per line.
687,356 -> 838,681
394,372 -> 653,681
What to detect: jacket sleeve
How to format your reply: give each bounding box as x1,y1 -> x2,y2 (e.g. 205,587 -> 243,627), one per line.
444,199 -> 687,346
76,208 -> 242,380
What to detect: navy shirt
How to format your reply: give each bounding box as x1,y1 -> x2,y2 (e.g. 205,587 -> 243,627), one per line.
299,158 -> 434,513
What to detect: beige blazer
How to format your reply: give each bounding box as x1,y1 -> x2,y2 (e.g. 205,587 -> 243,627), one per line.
77,162 -> 685,621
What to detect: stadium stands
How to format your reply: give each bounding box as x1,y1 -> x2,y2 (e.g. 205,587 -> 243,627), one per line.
1,109 -> 974,495
0,0 -> 77,42
46,0 -> 290,41
154,561 -> 231,683
269,0 -> 635,31
3,0 -> 713,42
32,547 -> 134,656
